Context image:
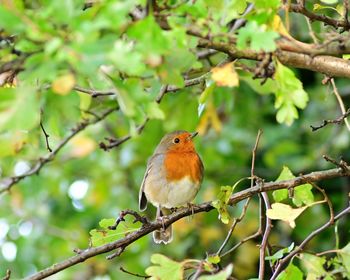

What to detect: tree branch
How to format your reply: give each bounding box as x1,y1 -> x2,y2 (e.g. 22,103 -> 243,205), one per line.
310,108 -> 350,131
289,3 -> 350,30
0,107 -> 117,195
197,39 -> 350,78
25,166 -> 350,280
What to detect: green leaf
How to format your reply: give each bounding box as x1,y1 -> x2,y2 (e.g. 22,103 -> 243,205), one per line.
266,243 -> 294,264
146,103 -> 165,120
293,184 -> 314,207
300,253 -> 333,280
207,254 -> 221,264
212,186 -> 233,224
253,0 -> 280,9
274,61 -> 309,126
272,166 -> 314,206
237,21 -> 279,52
273,166 -> 294,202
276,262 -> 303,280
0,87 -> 40,132
145,254 -> 184,280
339,243 -> 350,276
199,264 -> 233,280
0,5 -> 24,33
89,218 -> 140,247
127,16 -> 170,55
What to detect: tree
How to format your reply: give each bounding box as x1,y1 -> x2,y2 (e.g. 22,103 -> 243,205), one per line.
0,0 -> 349,279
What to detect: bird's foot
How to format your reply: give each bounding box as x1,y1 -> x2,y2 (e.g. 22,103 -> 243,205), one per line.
156,216 -> 169,230
187,202 -> 196,219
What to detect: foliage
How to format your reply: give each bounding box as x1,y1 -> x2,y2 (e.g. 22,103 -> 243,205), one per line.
0,0 -> 349,280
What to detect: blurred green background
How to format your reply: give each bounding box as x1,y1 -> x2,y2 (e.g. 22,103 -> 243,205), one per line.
0,0 -> 349,279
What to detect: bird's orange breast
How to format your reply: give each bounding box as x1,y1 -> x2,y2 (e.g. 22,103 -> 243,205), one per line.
164,152 -> 203,183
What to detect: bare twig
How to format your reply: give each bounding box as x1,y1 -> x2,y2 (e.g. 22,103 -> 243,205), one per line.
120,266 -> 150,279
25,167 -> 350,280
73,86 -> 115,98
220,230 -> 261,258
309,182 -> 334,224
323,154 -> 349,173
108,209 -> 149,230
251,129 -> 263,188
0,107 -> 117,195
258,192 -> 272,280
99,118 -> 149,151
289,3 -> 350,30
40,111 -> 52,152
310,108 -> 350,131
216,197 -> 252,256
270,204 -> 350,280
316,249 -> 342,256
330,79 -> 350,131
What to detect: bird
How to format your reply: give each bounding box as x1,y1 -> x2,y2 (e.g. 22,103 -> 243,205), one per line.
139,130 -> 204,244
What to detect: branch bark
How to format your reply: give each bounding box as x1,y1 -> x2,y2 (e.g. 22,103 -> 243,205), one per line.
197,39 -> 350,78
25,166 -> 350,280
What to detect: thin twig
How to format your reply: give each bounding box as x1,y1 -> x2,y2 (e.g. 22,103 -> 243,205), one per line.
310,108 -> 350,131
258,192 -> 272,280
270,204 -> 350,280
0,107 -> 117,195
309,182 -> 334,224
330,78 -> 350,131
120,266 -> 150,279
316,249 -> 342,256
216,197 -> 252,256
99,118 -> 149,151
73,86 -> 115,97
323,154 -> 349,173
251,129 -> 263,188
39,110 -> 52,152
220,230 -> 261,258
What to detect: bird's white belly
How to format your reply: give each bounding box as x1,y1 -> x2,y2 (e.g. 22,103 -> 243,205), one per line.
145,176 -> 200,208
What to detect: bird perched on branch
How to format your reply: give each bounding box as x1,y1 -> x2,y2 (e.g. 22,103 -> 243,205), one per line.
139,131 -> 204,244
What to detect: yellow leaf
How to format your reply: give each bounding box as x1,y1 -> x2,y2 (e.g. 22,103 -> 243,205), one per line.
52,73 -> 75,95
211,62 -> 239,87
196,100 -> 222,135
272,15 -> 291,38
266,203 -> 307,228
70,135 -> 96,157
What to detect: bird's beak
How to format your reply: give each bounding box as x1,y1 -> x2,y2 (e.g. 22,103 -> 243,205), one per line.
190,132 -> 198,139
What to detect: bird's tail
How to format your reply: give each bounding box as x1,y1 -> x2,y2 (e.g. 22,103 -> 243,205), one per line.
153,207 -> 173,244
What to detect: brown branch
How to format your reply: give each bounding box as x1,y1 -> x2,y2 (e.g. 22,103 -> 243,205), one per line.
25,167 -> 350,280
310,108 -> 350,131
289,3 -> 350,30
197,39 -> 350,78
0,107 -> 117,195
270,203 -> 350,280
73,86 -> 115,98
258,192 -> 272,280
40,110 -> 52,153
99,118 -> 149,151
120,266 -> 150,279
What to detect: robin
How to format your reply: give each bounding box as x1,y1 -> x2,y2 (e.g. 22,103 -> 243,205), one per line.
139,131 -> 204,244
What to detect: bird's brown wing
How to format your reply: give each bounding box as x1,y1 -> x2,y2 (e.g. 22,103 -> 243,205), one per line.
139,154 -> 161,211
139,165 -> 152,211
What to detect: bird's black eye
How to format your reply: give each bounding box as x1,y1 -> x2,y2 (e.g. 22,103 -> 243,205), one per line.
174,138 -> 180,144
